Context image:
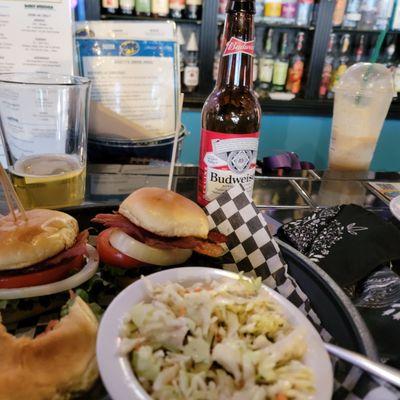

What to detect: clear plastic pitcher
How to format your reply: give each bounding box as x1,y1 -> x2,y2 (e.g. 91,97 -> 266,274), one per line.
329,63 -> 395,171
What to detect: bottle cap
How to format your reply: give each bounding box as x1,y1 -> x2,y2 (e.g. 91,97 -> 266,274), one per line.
186,32 -> 198,51
177,26 -> 185,46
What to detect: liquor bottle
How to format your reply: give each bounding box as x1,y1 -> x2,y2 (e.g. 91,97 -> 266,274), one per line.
120,0 -> 135,14
382,41 -> 396,72
255,0 -> 264,17
177,26 -> 186,88
394,62 -> 400,93
253,51 -> 259,83
286,31 -> 305,95
296,0 -> 314,26
358,0 -> 379,30
102,0 -> 119,14
272,32 -> 289,92
152,0 -> 169,16
281,0 -> 297,23
136,0 -> 151,15
186,0 -> 202,19
264,0 -> 282,19
332,0 -> 347,26
354,34 -> 366,63
376,0 -> 394,30
198,0 -> 261,206
258,28 -> 275,94
392,0 -> 400,29
319,33 -> 336,99
342,0 -> 362,27
183,32 -> 199,93
329,34 -> 351,95
219,0 -> 228,14
170,0 -> 185,18
213,35 -> 223,82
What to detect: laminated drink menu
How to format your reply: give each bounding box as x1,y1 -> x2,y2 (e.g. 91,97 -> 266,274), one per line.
76,21 -> 179,137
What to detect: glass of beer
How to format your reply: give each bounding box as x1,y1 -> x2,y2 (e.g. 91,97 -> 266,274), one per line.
0,73 -> 90,209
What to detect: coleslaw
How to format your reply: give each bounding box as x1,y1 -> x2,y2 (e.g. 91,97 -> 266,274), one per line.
119,276 -> 314,400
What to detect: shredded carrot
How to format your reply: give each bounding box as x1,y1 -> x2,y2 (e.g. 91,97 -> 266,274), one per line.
194,287 -> 202,292
178,306 -> 186,317
275,394 -> 287,400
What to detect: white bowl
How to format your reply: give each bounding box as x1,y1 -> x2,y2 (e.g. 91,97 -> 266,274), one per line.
97,267 -> 333,400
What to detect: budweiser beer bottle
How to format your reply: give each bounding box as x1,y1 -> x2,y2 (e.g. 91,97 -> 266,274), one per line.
197,0 -> 261,206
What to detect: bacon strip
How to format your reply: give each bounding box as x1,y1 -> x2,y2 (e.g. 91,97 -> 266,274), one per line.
92,213 -> 227,258
42,230 -> 89,267
92,213 -> 146,241
207,231 -> 227,244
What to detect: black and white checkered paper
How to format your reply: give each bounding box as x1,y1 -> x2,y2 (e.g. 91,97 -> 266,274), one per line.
205,185 -> 399,400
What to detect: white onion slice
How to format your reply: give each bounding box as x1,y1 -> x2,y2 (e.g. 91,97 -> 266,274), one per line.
109,229 -> 192,266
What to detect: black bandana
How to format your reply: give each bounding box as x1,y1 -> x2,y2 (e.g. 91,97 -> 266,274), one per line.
277,204 -> 400,287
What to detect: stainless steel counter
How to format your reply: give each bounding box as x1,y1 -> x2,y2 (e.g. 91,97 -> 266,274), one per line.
1,165 -> 398,224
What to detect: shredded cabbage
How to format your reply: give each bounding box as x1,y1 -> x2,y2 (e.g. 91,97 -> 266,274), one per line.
120,277 -> 314,399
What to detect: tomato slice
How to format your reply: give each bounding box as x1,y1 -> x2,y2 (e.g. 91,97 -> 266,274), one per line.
0,255 -> 85,289
96,228 -> 146,269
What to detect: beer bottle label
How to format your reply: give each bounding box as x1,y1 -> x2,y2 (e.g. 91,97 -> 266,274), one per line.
120,0 -> 134,10
286,60 -> 304,94
272,61 -> 289,85
170,0 -> 185,10
184,66 -> 199,87
319,63 -> 333,97
331,64 -> 348,90
136,0 -> 151,12
395,67 -> 400,93
197,129 -> 259,206
103,0 -> 119,8
259,59 -> 274,83
223,38 -> 255,57
264,1 -> 282,17
152,0 -> 169,14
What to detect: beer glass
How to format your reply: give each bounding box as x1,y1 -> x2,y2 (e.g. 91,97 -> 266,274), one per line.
329,63 -> 394,172
0,73 -> 90,209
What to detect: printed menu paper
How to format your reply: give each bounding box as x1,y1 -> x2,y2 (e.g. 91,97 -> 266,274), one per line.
76,21 -> 178,138
0,0 -> 74,74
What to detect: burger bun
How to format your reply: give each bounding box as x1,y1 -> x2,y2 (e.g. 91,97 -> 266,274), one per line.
119,187 -> 209,239
0,209 -> 78,271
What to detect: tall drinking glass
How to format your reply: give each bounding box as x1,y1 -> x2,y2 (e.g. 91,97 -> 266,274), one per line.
0,73 -> 90,209
329,63 -> 395,172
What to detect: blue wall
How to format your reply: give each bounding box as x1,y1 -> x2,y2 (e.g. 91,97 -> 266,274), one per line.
180,110 -> 400,171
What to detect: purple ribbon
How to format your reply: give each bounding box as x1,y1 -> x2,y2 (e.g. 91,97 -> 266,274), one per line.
262,152 -> 315,173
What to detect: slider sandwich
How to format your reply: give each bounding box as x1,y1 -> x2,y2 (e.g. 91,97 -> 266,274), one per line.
0,209 -> 89,289
92,187 -> 227,268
